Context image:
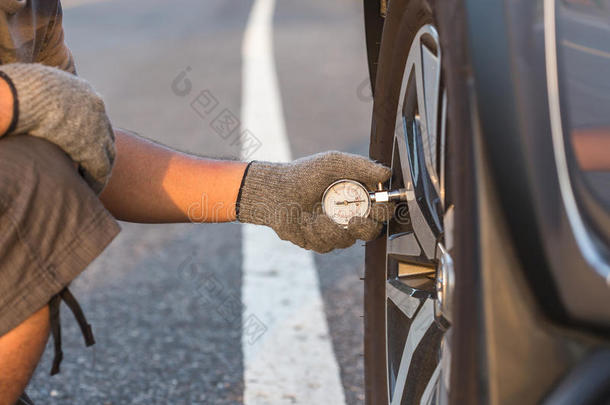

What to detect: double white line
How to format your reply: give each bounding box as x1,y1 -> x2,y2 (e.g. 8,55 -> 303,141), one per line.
240,0 -> 347,403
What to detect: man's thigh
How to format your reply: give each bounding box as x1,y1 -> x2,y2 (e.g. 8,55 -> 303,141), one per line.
0,306 -> 49,405
0,135 -> 120,343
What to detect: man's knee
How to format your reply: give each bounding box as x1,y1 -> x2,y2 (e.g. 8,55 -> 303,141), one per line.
0,305 -> 50,405
0,135 -> 87,204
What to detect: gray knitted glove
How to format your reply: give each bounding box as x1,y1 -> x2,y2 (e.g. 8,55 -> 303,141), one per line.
237,151 -> 394,253
0,63 -> 115,194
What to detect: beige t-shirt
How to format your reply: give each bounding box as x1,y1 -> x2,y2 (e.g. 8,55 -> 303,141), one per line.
0,0 -> 75,73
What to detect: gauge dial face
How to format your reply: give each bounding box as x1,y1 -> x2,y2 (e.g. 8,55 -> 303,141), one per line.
322,180 -> 371,227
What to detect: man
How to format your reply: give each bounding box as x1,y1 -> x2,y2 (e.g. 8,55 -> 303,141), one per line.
0,1 -> 392,404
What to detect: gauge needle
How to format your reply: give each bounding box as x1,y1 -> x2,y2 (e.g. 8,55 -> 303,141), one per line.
336,200 -> 366,205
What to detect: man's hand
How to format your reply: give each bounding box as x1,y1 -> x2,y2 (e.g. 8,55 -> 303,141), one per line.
0,63 -> 115,193
236,151 -> 394,253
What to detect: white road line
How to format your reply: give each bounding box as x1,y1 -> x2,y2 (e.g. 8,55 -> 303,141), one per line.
240,0 -> 347,404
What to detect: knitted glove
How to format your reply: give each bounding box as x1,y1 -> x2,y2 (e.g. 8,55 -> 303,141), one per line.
0,63 -> 115,194
237,151 -> 394,253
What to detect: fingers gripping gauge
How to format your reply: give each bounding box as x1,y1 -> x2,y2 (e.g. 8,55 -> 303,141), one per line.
321,179 -> 408,227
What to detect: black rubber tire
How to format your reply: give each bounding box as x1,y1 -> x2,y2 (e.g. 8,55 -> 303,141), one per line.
364,0 -> 481,403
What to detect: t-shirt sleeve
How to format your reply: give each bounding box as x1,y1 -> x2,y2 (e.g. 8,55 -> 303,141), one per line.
36,1 -> 76,75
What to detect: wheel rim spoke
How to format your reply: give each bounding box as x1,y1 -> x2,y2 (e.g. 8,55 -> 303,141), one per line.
420,363 -> 441,405
394,124 -> 438,259
439,90 -> 448,208
387,232 -> 421,257
386,280 -> 424,319
389,300 -> 435,405
419,44 -> 442,194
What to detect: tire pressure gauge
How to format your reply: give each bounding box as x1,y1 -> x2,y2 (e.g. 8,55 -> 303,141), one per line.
322,179 -> 409,227
322,180 -> 372,227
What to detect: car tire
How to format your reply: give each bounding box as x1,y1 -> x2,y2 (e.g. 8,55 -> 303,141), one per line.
364,0 -> 480,404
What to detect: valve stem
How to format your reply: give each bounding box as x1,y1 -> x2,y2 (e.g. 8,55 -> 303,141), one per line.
369,188 -> 408,203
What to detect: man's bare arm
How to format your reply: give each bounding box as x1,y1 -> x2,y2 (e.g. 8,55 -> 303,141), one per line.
99,128 -> 247,223
0,78 -> 14,135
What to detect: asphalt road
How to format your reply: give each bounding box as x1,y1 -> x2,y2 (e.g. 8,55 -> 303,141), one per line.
28,0 -> 373,404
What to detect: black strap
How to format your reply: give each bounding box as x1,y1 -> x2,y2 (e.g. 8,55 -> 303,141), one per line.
59,288 -> 95,347
49,287 -> 95,376
15,392 -> 35,405
49,294 -> 62,376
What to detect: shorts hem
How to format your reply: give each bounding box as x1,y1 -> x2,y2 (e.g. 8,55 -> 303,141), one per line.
0,208 -> 120,337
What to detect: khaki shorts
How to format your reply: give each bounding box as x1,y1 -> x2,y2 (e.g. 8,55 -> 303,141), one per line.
0,135 -> 120,337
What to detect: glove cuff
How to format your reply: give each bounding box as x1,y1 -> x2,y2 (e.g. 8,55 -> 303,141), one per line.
235,161 -> 254,220
236,160 -> 286,225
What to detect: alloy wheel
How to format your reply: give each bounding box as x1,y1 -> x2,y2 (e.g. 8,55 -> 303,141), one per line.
384,23 -> 454,405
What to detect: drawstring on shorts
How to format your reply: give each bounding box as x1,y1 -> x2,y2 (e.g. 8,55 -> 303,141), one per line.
48,287 -> 95,375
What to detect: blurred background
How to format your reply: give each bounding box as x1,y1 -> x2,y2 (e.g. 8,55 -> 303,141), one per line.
29,0 -> 373,403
